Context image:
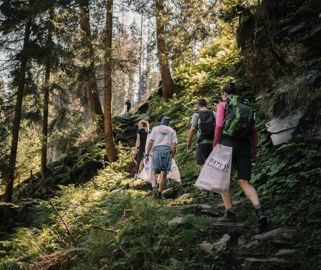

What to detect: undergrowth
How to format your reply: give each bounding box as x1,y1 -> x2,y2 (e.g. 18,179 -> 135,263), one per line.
1,35 -> 321,270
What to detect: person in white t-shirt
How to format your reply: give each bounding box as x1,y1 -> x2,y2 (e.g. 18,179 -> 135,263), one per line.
145,116 -> 178,198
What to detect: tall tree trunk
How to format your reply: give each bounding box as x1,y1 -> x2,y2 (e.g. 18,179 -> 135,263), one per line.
41,11 -> 53,180
4,19 -> 31,202
155,0 -> 180,100
79,0 -> 104,132
103,0 -> 117,162
137,13 -> 144,103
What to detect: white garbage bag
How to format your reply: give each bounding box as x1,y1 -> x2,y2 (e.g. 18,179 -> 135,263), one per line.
195,144 -> 232,194
167,159 -> 181,182
138,157 -> 156,185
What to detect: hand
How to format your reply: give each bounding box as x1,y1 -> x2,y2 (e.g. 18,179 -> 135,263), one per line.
187,141 -> 192,149
145,155 -> 150,163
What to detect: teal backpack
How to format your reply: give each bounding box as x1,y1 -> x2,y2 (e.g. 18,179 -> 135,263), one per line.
223,95 -> 254,139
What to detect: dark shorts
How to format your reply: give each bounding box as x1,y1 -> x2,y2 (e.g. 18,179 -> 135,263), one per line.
221,136 -> 252,181
196,143 -> 213,165
152,145 -> 172,174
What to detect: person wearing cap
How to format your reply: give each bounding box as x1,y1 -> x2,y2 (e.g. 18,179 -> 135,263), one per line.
214,83 -> 267,229
187,99 -> 216,170
145,116 -> 178,198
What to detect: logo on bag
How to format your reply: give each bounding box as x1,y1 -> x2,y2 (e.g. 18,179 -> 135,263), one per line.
207,158 -> 230,172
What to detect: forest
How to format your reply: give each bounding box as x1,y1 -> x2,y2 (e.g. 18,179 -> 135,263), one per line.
0,0 -> 320,269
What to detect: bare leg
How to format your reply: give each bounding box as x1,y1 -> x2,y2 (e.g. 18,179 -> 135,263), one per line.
220,191 -> 233,209
238,179 -> 260,206
139,161 -> 144,172
159,172 -> 167,192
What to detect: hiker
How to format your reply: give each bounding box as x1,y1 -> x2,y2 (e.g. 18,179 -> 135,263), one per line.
187,99 -> 216,170
123,99 -> 131,116
134,120 -> 150,177
145,116 -> 177,198
214,83 -> 267,228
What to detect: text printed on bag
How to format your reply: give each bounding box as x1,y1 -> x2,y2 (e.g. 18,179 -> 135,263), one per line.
207,158 -> 230,172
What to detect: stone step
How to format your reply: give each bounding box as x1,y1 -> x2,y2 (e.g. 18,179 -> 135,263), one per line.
241,257 -> 297,269
254,228 -> 295,241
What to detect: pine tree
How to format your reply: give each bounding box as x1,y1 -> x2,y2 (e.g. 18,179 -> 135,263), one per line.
4,17 -> 32,202
79,0 -> 104,132
103,0 -> 117,162
155,0 -> 180,99
41,9 -> 54,180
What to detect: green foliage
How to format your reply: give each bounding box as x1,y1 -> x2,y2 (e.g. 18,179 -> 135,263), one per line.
0,147 -> 229,269
1,1 -> 320,268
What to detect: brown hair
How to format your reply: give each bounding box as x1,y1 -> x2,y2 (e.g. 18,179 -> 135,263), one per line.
139,120 -> 150,133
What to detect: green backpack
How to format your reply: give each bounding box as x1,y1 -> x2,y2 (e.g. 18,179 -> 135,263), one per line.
223,95 -> 254,139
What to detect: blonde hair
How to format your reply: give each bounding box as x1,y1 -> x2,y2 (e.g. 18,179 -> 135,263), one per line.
139,120 -> 150,133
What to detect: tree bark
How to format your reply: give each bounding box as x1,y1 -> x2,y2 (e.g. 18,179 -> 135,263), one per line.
155,0 -> 180,100
4,19 -> 32,202
41,11 -> 53,180
103,0 -> 117,162
79,0 -> 104,132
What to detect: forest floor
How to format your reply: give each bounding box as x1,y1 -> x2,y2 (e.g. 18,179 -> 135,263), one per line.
0,108 -> 320,270
1,48 -> 321,269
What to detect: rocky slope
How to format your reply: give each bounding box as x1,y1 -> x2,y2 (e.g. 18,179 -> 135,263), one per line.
238,0 -> 321,145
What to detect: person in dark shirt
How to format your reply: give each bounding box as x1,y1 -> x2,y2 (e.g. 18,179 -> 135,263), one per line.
134,120 -> 150,177
125,99 -> 131,116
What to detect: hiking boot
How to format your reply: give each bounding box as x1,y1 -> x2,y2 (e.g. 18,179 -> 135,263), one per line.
217,208 -> 236,222
255,207 -> 268,228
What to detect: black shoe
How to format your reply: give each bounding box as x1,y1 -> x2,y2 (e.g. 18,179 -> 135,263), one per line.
217,208 -> 236,222
255,207 -> 268,228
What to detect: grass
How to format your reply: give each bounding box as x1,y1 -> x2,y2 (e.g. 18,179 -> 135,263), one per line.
1,30 -> 321,270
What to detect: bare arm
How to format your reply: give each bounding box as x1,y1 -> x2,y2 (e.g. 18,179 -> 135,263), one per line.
146,139 -> 154,157
172,143 -> 177,158
187,125 -> 197,148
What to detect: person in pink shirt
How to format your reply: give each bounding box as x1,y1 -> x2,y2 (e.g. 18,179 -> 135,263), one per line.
214,83 -> 267,229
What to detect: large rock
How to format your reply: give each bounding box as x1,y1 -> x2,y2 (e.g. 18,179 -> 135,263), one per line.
198,234 -> 231,254
238,0 -> 321,93
266,109 -> 305,145
213,234 -> 231,251
238,0 -> 321,143
199,241 -> 214,254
